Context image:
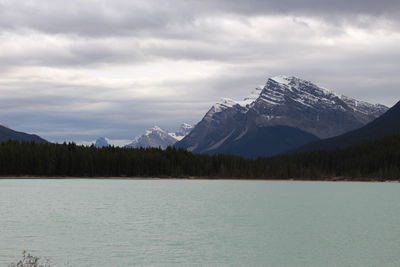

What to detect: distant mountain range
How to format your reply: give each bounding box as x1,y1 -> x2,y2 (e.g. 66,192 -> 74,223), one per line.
175,76 -> 388,158
0,124 -> 47,144
93,124 -> 194,149
295,100 -> 400,152
125,124 -> 194,149
4,75 -> 392,160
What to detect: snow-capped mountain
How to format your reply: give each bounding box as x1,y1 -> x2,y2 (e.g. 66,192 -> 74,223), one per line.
175,76 -> 388,158
95,137 -> 110,148
126,124 -> 193,149
170,123 -> 195,141
126,126 -> 176,149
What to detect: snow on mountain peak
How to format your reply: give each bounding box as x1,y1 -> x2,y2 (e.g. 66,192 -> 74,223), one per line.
207,98 -> 240,115
126,123 -> 194,149
207,87 -> 264,116
207,75 -> 334,115
217,98 -> 239,108
270,75 -> 293,86
269,75 -> 340,97
260,76 -> 348,108
144,125 -> 164,135
95,137 -> 110,148
176,75 -> 389,155
240,86 -> 264,106
127,126 -> 175,149
170,124 -> 194,141
205,75 -> 388,119
174,123 -> 194,137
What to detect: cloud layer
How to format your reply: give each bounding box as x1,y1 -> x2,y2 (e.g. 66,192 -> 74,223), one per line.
0,0 -> 399,142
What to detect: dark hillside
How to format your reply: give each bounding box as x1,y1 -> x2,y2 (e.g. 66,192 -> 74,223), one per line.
296,101 -> 400,152
0,125 -> 48,144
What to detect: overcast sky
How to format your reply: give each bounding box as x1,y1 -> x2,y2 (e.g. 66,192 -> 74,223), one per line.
0,0 -> 399,142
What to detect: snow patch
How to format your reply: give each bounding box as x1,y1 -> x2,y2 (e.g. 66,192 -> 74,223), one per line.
239,86 -> 264,106
271,75 -> 292,86
144,125 -> 163,136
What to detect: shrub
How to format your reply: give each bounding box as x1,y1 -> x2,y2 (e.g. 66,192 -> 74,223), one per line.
9,251 -> 51,267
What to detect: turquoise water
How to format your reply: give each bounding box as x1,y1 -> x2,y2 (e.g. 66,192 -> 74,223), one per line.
0,179 -> 400,266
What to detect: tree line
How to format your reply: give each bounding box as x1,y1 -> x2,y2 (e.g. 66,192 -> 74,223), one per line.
0,134 -> 399,180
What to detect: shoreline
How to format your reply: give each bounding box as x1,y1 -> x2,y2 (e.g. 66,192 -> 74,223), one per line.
0,175 -> 398,183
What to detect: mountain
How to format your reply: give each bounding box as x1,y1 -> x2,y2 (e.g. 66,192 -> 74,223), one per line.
126,126 -> 176,149
295,100 -> 400,152
175,76 -> 388,158
95,137 -> 110,148
0,124 -> 48,144
208,125 -> 319,158
170,123 -> 195,141
126,124 -> 194,149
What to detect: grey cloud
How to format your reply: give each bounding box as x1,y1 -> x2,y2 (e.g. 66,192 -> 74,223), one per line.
0,0 -> 399,38
0,0 -> 398,69
0,0 -> 193,38
0,79 -> 206,141
0,0 -> 399,141
0,36 -> 149,67
192,0 -> 400,16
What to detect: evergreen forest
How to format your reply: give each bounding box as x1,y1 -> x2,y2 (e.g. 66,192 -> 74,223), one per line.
0,134 -> 399,180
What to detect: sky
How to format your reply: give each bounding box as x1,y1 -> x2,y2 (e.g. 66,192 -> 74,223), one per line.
0,0 -> 399,143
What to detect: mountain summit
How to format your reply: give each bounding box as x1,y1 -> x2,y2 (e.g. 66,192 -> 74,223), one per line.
174,123 -> 195,139
126,124 -> 194,149
126,126 -> 177,149
95,137 -> 110,148
175,76 -> 388,158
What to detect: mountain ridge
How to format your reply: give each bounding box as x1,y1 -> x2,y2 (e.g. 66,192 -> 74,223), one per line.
175,75 -> 388,158
294,100 -> 400,153
0,124 -> 48,144
126,123 -> 194,149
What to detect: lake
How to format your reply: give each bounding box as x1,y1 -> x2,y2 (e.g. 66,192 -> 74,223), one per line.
0,179 -> 399,266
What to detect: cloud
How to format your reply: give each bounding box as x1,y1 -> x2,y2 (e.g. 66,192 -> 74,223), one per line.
0,0 -> 399,39
0,0 -> 399,141
191,0 -> 400,17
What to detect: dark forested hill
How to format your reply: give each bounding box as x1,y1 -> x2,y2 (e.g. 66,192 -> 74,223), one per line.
295,101 -> 400,153
0,125 -> 48,144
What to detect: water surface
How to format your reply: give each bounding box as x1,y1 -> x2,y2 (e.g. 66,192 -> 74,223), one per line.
0,179 -> 399,266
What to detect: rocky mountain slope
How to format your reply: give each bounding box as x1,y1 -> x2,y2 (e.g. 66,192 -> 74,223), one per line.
175,76 -> 388,158
295,100 -> 400,152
